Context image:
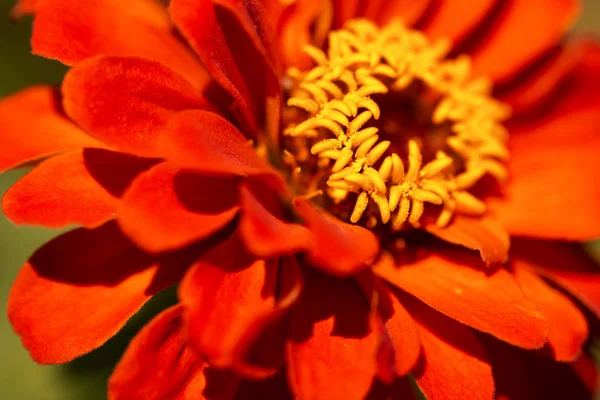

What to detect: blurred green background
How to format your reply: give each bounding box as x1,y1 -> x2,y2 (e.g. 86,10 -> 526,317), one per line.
0,0 -> 599,399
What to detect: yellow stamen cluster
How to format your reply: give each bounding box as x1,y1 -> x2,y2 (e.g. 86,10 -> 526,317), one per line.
284,19 -> 511,229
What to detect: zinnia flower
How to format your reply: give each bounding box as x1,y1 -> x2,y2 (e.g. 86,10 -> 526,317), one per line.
2,0 -> 600,399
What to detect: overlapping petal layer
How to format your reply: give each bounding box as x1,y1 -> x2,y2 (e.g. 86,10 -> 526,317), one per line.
0,86 -> 104,172
8,222 -> 197,364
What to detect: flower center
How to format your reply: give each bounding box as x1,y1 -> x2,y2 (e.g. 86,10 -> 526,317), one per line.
280,18 -> 511,231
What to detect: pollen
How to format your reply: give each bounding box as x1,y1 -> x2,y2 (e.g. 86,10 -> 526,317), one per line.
282,19 -> 511,229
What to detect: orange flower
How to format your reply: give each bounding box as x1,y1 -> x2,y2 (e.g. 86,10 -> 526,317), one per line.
1,0 -> 600,399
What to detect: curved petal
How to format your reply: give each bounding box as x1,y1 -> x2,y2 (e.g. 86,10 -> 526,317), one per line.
0,86 -> 104,172
513,264 -> 588,362
157,110 -> 285,188
489,42 -> 600,240
10,0 -> 38,18
499,39 -> 585,115
2,149 -> 155,229
423,0 -> 497,43
480,334 -> 595,400
425,214 -> 510,265
355,271 -> 421,377
180,233 -> 302,376
31,0 -> 208,89
293,197 -> 379,276
512,239 -> 600,320
7,222 -> 195,364
470,0 -> 580,82
277,0 -> 330,69
238,184 -> 314,258
118,162 -> 240,253
398,291 -> 494,400
286,268 -> 380,400
377,0 -> 433,26
331,0 -> 361,28
109,305 -> 206,400
63,56 -> 208,157
169,0 -> 280,134
374,250 -> 550,349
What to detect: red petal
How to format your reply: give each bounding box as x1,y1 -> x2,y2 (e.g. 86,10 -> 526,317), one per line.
398,292 -> 494,400
331,0 -> 361,27
286,268 -> 380,400
31,0 -> 208,89
63,56 -> 208,157
238,184 -> 314,258
158,110 -> 284,188
423,0 -> 497,43
471,0 -> 580,82
425,214 -> 510,265
118,162 -> 240,253
0,86 -> 104,172
2,149 -> 156,229
571,353 -> 599,395
489,43 -> 600,240
513,264 -> 588,361
180,234 -> 302,376
512,239 -> 600,320
480,334 -> 595,400
355,271 -> 421,377
109,305 -> 204,400
169,0 -> 279,134
374,250 -> 550,349
500,39 -> 585,115
7,222 -> 195,364
293,197 -> 379,276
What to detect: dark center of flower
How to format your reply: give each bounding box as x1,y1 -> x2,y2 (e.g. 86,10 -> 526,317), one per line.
279,18 -> 511,231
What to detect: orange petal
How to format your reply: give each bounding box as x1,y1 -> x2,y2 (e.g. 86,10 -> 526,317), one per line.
7,222 -> 195,364
286,268 -> 380,400
513,263 -> 588,362
180,233 -> 302,376
0,86 -> 104,172
118,162 -> 240,253
278,0 -> 329,69
355,271 -> 421,377
374,249 -> 550,349
398,291 -> 494,400
31,0 -> 208,89
480,334 -> 595,400
512,239 -> 600,321
169,0 -> 280,134
423,0 -> 497,43
2,149 -> 155,228
109,305 -> 217,400
488,42 -> 600,240
499,39 -> 585,115
63,56 -> 208,157
238,184 -> 314,258
293,197 -> 379,276
377,0 -> 433,26
470,0 -> 580,82
158,110 -> 285,189
425,214 -> 510,265
10,0 -> 38,18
